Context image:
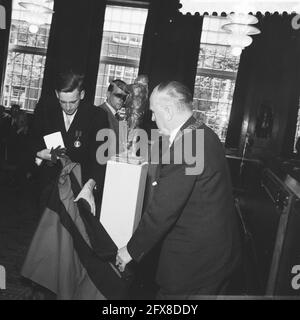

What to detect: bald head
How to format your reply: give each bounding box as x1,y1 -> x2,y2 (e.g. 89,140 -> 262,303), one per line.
150,81 -> 193,135
156,81 -> 193,112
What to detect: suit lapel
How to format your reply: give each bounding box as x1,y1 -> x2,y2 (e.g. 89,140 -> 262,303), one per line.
161,116 -> 202,168
60,103 -> 85,150
103,104 -> 119,132
53,103 -> 66,134
67,103 -> 83,135
172,116 -> 197,147
50,105 -> 67,147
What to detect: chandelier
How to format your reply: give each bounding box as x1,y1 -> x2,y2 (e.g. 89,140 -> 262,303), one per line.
18,0 -> 54,33
222,12 -> 261,56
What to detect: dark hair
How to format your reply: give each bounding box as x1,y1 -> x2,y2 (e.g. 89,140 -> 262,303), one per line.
157,81 -> 193,110
55,69 -> 85,92
17,110 -> 28,126
11,104 -> 21,110
108,79 -> 128,93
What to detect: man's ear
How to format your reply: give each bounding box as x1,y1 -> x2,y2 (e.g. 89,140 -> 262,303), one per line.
164,105 -> 173,121
80,90 -> 85,100
55,90 -> 59,99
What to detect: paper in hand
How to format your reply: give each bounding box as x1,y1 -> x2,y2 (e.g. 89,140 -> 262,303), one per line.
43,131 -> 65,150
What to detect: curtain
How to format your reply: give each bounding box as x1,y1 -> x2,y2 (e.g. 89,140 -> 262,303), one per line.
41,0 -> 106,102
225,15 -> 261,150
139,0 -> 203,94
138,0 -> 203,132
0,0 -> 11,91
226,13 -> 300,156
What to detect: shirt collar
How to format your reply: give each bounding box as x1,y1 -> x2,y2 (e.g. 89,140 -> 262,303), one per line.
169,124 -> 183,147
105,101 -> 117,116
62,109 -> 77,120
62,109 -> 77,131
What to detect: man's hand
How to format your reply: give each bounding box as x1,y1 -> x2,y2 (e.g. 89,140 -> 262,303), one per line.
74,179 -> 96,215
116,246 -> 132,272
36,149 -> 52,161
116,107 -> 127,120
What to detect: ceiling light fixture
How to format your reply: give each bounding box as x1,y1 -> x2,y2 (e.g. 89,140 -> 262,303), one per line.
18,1 -> 54,34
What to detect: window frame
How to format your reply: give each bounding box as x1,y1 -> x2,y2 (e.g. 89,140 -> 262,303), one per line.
1,1 -> 53,113
193,16 -> 241,143
94,2 -> 148,105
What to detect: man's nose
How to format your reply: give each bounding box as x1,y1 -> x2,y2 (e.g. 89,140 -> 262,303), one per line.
65,102 -> 73,109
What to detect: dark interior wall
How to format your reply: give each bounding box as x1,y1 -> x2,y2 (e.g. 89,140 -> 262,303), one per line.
41,0 -> 106,102
227,13 -> 300,159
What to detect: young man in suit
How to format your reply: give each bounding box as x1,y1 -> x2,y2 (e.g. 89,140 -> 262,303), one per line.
116,81 -> 242,299
32,69 -> 109,214
99,79 -> 128,128
98,79 -> 128,153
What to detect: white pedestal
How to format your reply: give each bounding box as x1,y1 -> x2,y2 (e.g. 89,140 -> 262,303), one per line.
100,160 -> 148,249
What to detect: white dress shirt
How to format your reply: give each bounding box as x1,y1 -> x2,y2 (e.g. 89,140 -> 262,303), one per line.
105,101 -> 117,116
168,124 -> 183,147
63,110 -> 77,132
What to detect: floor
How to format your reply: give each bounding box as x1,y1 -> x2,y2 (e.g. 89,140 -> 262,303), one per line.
0,170 -> 40,300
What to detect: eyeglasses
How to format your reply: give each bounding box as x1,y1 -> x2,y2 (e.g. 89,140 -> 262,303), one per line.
113,93 -> 128,101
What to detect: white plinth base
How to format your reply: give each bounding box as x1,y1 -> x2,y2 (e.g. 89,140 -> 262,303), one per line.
100,160 -> 148,249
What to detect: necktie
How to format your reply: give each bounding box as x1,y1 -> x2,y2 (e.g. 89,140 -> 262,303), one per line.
65,115 -> 72,131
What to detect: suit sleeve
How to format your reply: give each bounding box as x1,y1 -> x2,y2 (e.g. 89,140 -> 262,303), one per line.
28,100 -> 46,161
127,163 -> 197,262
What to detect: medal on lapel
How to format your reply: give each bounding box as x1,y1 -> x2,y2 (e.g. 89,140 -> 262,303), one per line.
74,130 -> 82,148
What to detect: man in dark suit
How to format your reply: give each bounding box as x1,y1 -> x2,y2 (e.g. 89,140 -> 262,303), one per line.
32,69 -> 109,214
116,81 -> 241,299
98,79 -> 128,154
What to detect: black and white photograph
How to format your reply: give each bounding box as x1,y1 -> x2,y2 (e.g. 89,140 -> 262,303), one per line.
0,0 -> 300,305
